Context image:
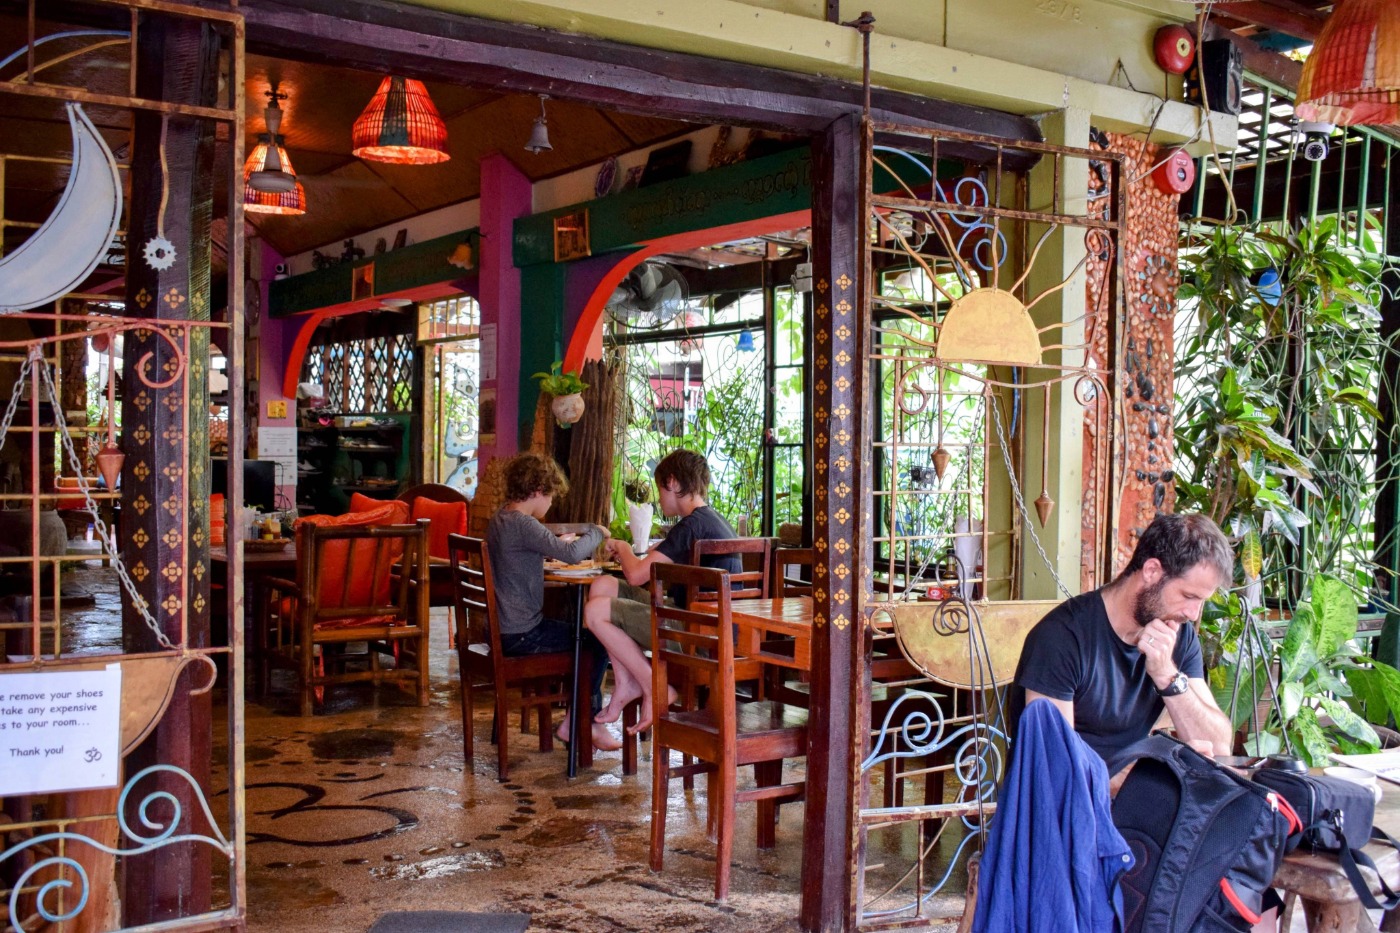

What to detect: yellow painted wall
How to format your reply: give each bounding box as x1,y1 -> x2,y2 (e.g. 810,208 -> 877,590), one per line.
406,0 -> 1232,147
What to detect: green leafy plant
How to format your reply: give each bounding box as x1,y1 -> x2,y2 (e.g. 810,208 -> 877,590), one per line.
1212,573 -> 1400,766
1178,217 -> 1400,762
1176,219 -> 1399,598
533,361 -> 588,396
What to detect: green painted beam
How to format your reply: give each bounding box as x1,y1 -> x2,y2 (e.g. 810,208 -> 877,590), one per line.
269,229 -> 479,318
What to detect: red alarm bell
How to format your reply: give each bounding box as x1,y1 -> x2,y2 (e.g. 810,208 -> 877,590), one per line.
1154,24 -> 1195,75
1153,149 -> 1196,195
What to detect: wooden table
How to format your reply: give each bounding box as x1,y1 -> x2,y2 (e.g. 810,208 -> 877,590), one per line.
1272,778 -> 1400,931
725,596 -> 815,672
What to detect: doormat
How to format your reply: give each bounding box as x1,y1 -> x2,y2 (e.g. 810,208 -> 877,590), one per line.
367,912 -> 529,933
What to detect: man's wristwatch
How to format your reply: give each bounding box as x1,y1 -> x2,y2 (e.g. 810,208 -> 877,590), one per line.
1156,670 -> 1189,697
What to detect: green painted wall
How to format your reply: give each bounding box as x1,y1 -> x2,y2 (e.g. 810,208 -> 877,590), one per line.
518,264 -> 568,445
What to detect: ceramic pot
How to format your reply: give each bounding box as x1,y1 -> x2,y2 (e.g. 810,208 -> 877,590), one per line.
551,393 -> 585,427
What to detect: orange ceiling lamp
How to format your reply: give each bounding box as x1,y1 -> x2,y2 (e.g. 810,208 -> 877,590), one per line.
243,142 -> 307,215
1296,0 -> 1400,126
244,89 -> 306,216
352,76 -> 450,165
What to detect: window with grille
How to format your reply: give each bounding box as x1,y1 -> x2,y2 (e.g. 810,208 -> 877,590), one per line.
303,329 -> 416,413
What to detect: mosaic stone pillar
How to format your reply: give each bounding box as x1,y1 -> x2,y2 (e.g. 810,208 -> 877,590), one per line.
119,14 -> 217,924
1084,133 -> 1180,577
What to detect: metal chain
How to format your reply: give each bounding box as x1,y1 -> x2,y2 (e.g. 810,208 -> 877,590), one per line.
0,350 -> 37,452
36,354 -> 175,650
987,390 -> 1074,599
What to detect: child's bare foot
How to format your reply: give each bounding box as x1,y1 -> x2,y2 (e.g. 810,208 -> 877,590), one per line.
627,685 -> 679,735
591,722 -> 622,751
595,682 -> 643,724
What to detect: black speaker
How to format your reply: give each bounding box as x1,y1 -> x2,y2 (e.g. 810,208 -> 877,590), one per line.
1185,39 -> 1243,116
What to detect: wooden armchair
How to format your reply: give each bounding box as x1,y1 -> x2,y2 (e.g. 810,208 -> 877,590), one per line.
261,519 -> 431,716
448,533 -> 585,781
648,562 -> 807,901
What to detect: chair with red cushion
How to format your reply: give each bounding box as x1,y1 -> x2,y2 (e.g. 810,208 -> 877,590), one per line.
261,509 -> 430,716
400,484 -> 470,609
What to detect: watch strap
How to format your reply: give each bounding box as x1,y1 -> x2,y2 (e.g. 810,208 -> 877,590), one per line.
1157,670 -> 1189,697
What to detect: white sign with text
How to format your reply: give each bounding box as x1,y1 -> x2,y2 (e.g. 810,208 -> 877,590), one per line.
0,665 -> 122,795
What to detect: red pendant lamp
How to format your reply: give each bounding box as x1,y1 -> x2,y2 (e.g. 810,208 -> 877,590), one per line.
352,76 -> 450,165
244,90 -> 306,215
1296,0 -> 1400,126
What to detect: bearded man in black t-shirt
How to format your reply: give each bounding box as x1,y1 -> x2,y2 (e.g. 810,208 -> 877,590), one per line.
1013,513 -> 1235,780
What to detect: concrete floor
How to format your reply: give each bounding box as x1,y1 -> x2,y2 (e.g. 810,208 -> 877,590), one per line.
48,559 -> 970,932
220,605 -> 962,933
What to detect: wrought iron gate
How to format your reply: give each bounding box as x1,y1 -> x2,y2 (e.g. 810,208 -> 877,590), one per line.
0,2 -> 246,930
853,120 -> 1126,928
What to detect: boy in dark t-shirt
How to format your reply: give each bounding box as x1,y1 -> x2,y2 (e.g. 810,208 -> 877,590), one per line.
584,449 -> 738,733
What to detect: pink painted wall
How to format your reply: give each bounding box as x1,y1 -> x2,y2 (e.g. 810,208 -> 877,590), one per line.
255,240 -> 297,507
478,153 -> 532,468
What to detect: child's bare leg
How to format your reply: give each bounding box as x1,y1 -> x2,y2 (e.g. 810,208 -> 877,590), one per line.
586,599 -> 648,723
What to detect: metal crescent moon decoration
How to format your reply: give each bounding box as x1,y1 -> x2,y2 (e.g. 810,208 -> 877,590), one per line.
0,102 -> 123,313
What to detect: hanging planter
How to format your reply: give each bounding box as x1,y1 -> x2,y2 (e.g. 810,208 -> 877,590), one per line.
534,361 -> 589,429
550,392 -> 586,426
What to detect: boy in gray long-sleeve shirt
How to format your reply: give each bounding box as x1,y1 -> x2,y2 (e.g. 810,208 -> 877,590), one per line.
486,452 -> 619,751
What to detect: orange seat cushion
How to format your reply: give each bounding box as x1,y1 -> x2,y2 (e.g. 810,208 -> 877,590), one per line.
410,497 -> 468,560
294,501 -> 411,613
350,492 -> 407,513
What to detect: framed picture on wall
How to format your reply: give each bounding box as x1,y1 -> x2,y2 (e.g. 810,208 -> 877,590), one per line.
392,228 -> 408,250
351,263 -> 375,301
552,209 -> 591,263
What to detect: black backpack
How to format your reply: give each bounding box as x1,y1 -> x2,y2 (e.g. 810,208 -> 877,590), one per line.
1109,734 -> 1297,932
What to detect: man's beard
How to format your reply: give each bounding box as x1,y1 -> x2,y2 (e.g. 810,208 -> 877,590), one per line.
1134,578 -> 1168,628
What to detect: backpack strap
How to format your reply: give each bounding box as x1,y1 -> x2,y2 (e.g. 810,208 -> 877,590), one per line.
1337,837 -> 1400,912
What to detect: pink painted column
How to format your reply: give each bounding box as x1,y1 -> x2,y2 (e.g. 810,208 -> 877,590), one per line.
478,152 -> 531,467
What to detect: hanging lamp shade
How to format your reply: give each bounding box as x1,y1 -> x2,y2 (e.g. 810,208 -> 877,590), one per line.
1297,0 -> 1400,126
352,76 -> 450,164
243,137 -> 306,215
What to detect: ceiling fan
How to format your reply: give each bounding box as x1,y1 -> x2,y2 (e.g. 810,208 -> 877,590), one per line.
607,261 -> 691,330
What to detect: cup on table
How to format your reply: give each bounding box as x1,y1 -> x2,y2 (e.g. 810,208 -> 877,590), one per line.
1323,765 -> 1384,803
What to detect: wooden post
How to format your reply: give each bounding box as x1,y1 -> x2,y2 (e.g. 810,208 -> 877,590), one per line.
119,13 -> 217,925
802,111 -> 866,932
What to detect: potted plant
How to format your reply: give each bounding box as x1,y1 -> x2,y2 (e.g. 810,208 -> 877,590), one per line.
533,361 -> 589,428
1209,572 -> 1400,765
623,476 -> 653,555
1175,217 -> 1400,758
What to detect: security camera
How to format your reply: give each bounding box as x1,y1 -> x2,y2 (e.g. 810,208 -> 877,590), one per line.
273,262 -> 290,279
1299,121 -> 1335,163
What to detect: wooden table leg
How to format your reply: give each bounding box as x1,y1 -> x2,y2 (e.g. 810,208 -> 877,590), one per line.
1301,897 -> 1363,932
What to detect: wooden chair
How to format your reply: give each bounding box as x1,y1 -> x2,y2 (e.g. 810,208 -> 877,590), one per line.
448,533 -> 586,781
688,536 -> 772,605
261,519 -> 431,717
768,545 -> 814,598
399,483 -> 471,610
648,562 -> 807,902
